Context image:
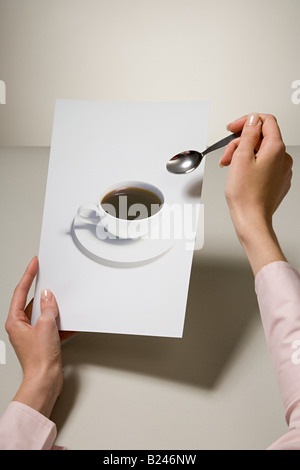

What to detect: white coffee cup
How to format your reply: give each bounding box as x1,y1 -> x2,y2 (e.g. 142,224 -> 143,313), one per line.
77,181 -> 164,239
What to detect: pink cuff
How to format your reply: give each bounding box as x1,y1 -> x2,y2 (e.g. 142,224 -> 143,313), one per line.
0,401 -> 57,450
255,260 -> 300,287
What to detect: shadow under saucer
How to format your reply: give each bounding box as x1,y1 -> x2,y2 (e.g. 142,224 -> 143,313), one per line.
70,214 -> 175,268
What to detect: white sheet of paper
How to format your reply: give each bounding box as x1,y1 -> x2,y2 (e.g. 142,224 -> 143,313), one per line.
32,100 -> 210,337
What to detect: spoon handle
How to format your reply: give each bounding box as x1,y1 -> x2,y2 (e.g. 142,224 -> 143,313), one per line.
202,133 -> 240,157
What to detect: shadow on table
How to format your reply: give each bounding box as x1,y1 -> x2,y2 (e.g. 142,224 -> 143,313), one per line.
52,256 -> 258,429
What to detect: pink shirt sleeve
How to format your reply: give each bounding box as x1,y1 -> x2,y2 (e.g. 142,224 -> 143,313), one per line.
255,261 -> 300,450
0,401 -> 57,450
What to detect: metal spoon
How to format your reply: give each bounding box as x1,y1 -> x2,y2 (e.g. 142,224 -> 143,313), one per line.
166,133 -> 239,174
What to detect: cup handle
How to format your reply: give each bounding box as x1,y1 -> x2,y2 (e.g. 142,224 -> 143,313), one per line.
77,203 -> 100,226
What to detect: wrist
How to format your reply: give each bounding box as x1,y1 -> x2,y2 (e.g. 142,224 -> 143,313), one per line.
13,368 -> 62,418
229,210 -> 286,276
231,211 -> 272,246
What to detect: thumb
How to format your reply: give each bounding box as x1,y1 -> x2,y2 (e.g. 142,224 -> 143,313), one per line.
40,289 -> 59,320
237,112 -> 262,156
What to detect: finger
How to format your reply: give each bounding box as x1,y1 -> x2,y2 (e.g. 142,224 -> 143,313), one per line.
8,257 -> 39,322
35,289 -> 60,336
236,112 -> 262,156
226,115 -> 248,134
259,114 -> 283,141
228,114 -> 284,156
256,114 -> 285,157
285,152 -> 293,170
40,289 -> 59,320
219,138 -> 240,167
219,134 -> 262,168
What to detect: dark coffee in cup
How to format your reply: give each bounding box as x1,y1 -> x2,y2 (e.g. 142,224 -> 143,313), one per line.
101,186 -> 162,221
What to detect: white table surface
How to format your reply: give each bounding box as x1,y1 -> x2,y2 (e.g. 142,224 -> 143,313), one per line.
1,145 -> 300,449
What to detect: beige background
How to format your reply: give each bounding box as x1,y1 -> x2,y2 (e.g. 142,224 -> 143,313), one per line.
0,0 -> 300,146
0,0 -> 300,450
0,145 -> 300,450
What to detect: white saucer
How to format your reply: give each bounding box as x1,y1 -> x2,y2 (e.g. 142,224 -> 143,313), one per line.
72,213 -> 174,267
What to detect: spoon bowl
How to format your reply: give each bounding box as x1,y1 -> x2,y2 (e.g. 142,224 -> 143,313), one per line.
166,133 -> 239,174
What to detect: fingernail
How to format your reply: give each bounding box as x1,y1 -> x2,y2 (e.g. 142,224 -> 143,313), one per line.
41,289 -> 53,303
246,113 -> 260,126
219,159 -> 224,168
226,123 -> 231,131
